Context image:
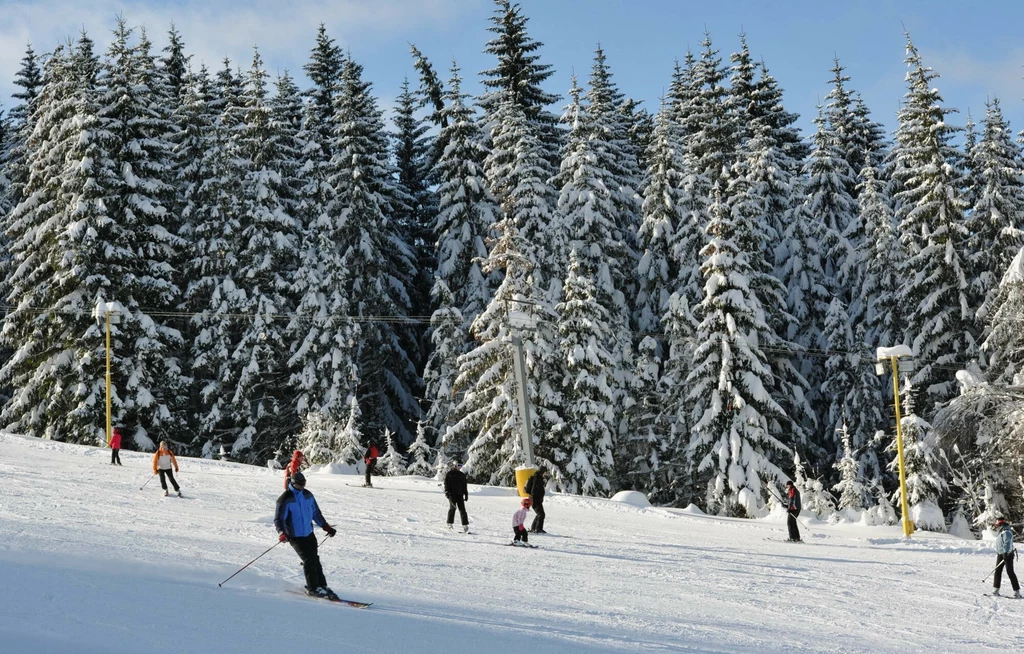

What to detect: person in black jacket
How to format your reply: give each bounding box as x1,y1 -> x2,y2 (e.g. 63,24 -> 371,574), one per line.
785,480 -> 802,542
363,442 -> 379,487
526,469 -> 547,533
444,460 -> 470,532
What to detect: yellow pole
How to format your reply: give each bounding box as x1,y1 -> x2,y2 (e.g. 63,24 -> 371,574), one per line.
105,311 -> 112,447
891,356 -> 914,538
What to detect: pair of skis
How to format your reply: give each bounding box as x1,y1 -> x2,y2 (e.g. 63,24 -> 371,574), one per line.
286,589 -> 372,609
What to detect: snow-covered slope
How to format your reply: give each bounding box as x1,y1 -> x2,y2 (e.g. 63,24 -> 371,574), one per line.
0,433 -> 1020,653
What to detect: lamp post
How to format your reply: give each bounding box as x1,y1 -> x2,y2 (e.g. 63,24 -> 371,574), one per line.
94,300 -> 121,447
875,345 -> 915,538
508,306 -> 537,496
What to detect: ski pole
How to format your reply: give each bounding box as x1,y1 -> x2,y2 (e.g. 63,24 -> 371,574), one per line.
218,541 -> 283,588
981,558 -> 1007,583
140,473 -> 156,491
767,488 -> 814,532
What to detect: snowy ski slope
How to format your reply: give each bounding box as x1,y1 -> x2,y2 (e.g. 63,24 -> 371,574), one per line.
0,432 -> 1021,653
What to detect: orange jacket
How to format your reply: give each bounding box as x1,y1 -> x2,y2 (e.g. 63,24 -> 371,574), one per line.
284,451 -> 305,489
153,446 -> 179,474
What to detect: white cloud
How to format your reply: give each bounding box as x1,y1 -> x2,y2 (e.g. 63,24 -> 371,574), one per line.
0,0 -> 481,106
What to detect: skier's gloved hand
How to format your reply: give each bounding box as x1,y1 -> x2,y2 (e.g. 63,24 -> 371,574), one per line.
278,533 -> 288,543
324,525 -> 337,537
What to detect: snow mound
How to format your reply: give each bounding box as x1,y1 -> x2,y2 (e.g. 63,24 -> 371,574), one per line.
609,490 -> 651,508
316,461 -> 360,476
679,503 -> 705,515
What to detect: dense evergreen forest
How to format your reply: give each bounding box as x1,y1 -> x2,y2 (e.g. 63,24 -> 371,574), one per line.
2,1 -> 1023,533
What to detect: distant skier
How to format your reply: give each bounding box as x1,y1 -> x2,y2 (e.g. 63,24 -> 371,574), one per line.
109,427 -> 122,466
363,442 -> 379,487
526,469 -> 547,533
444,460 -> 470,532
992,518 -> 1020,597
512,497 -> 532,546
283,450 -> 305,489
152,441 -> 181,497
785,480 -> 802,542
274,472 -> 338,599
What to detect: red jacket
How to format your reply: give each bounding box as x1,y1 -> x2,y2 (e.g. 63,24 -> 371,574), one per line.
110,430 -> 122,449
284,450 -> 305,489
364,445 -> 379,464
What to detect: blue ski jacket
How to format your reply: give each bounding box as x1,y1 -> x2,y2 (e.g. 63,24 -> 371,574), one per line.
995,525 -> 1016,555
274,484 -> 327,539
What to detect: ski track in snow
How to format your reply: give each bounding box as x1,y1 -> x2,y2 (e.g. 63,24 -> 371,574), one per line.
1,433 -> 1022,653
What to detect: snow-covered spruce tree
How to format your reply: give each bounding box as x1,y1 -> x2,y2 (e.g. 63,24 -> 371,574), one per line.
856,165 -> 902,350
889,379 -> 947,531
981,248 -> 1024,384
685,188 -> 789,516
406,420 -> 436,476
111,26 -> 190,445
327,56 -> 420,441
447,117 -> 563,485
1,44 -> 43,220
823,58 -> 887,197
635,101 -> 686,344
892,35 -> 974,418
727,89 -> 816,470
833,422 -> 870,516
203,48 -> 300,461
690,31 -> 735,189
379,429 -> 408,476
1,35 -> 127,444
423,63 -> 498,453
303,24 -> 344,155
484,96 -> 560,294
805,105 -> 857,310
552,76 -> 630,409
393,77 -> 436,336
820,298 -> 862,467
294,411 -> 342,466
622,335 -> 672,498
967,98 -> 1024,319
160,24 -> 190,104
270,71 -> 306,221
478,0 -> 561,170
583,46 -> 642,298
175,65 -> 247,454
551,248 -> 618,495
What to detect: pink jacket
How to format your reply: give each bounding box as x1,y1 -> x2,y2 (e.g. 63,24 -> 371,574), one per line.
512,507 -> 530,528
110,430 -> 122,449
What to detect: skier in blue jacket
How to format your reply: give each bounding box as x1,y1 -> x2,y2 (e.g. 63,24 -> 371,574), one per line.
992,518 -> 1020,598
274,472 -> 338,599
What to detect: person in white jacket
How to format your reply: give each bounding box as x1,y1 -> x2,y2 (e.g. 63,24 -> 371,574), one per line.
512,498 -> 532,546
992,518 -> 1020,597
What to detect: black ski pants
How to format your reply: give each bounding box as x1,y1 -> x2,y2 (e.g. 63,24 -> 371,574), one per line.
289,534 -> 327,591
529,499 -> 545,532
111,448 -> 121,465
447,498 -> 468,526
513,525 -> 529,544
365,459 -> 377,486
787,511 -> 801,541
994,552 -> 1020,592
158,469 -> 179,492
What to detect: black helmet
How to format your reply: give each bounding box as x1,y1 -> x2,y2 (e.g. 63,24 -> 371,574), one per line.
291,472 -> 306,487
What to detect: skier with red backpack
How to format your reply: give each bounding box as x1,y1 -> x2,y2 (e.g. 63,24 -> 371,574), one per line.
363,443 -> 379,487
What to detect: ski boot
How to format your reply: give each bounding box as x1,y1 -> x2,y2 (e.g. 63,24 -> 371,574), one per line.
461,524 -> 469,533
163,490 -> 169,497
177,490 -> 183,498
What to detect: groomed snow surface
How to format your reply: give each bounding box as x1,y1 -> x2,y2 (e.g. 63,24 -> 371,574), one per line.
1,433 -> 1021,653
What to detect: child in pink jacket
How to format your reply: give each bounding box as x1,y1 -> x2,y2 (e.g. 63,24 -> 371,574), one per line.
512,498 -> 532,546
109,428 -> 122,466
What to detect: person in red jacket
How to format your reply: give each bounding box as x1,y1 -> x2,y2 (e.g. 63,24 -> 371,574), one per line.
363,442 -> 379,488
283,450 -> 305,489
109,427 -> 123,466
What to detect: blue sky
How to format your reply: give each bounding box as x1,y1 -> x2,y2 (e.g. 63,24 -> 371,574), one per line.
3,0 -> 1024,140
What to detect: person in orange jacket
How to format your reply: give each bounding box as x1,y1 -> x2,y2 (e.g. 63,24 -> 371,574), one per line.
152,441 -> 181,497
109,427 -> 123,466
283,450 -> 305,489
